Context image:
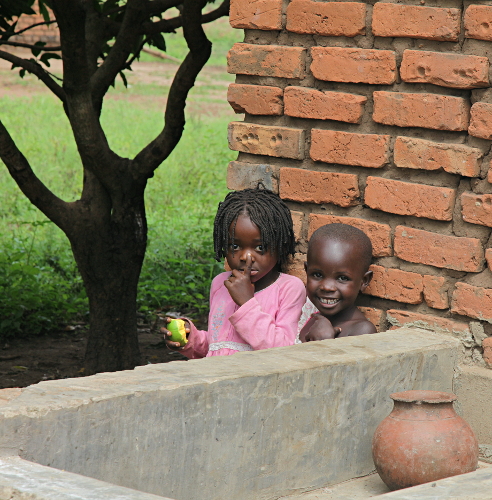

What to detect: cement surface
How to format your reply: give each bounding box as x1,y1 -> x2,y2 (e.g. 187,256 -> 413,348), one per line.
454,364 -> 492,462
0,456 -> 171,500
0,329 -> 460,500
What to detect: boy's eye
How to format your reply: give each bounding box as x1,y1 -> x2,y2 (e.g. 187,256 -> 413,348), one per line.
312,271 -> 323,279
338,275 -> 350,282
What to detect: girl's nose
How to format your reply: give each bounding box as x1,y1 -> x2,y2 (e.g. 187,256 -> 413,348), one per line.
239,250 -> 254,262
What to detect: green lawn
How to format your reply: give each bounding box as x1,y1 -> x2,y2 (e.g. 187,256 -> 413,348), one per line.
0,15 -> 242,338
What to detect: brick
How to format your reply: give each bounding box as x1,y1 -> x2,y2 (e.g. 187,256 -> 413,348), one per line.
286,0 -> 366,37
394,226 -> 484,272
230,0 -> 283,30
461,192 -> 492,228
227,161 -> 278,192
228,122 -> 305,159
284,87 -> 366,124
286,254 -> 306,284
227,43 -> 306,79
423,275 -> 449,309
464,5 -> 492,41
373,92 -> 470,131
227,84 -> 283,115
310,130 -> 390,168
394,137 -> 482,178
279,167 -> 360,207
365,177 -> 456,221
483,337 -> 492,368
311,47 -> 396,85
308,214 -> 392,257
451,283 -> 492,323
486,248 -> 492,272
358,307 -> 384,332
372,3 -> 460,41
469,102 -> 492,140
400,50 -> 489,89
387,310 -> 471,339
363,265 -> 423,304
291,211 -> 303,242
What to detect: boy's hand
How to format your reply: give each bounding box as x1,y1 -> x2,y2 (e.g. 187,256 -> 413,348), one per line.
303,315 -> 341,342
161,317 -> 191,349
224,253 -> 255,306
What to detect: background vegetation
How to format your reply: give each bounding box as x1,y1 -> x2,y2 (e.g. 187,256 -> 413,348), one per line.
0,17 -> 243,339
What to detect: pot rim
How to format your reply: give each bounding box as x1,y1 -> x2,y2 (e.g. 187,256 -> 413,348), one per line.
390,390 -> 456,404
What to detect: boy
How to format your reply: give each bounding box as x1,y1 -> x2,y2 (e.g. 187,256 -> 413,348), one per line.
299,223 -> 376,342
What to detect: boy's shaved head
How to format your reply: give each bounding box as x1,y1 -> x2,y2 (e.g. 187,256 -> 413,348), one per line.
308,223 -> 373,271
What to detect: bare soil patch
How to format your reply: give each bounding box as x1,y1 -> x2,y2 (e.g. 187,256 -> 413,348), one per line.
0,321 -> 192,390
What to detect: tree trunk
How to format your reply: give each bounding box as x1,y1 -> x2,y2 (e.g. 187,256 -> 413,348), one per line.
67,175 -> 148,375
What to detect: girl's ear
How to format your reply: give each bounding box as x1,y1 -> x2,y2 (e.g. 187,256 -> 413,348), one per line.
360,270 -> 373,292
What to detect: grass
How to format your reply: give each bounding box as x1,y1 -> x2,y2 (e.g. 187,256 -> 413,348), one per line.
0,15 -> 241,339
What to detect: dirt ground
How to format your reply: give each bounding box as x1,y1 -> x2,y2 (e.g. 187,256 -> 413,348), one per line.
0,52 -> 232,390
0,321 -> 191,390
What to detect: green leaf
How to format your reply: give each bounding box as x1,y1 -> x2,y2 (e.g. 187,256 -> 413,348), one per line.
31,40 -> 46,57
38,0 -> 51,23
119,70 -> 128,88
150,33 -> 166,52
39,52 -> 61,67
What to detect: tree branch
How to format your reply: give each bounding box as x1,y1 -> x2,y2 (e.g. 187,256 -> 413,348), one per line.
0,50 -> 65,102
142,0 -> 230,35
0,40 -> 61,51
90,0 -> 148,109
51,0 -> 120,181
133,0 -> 214,175
0,120 -> 72,232
12,19 -> 57,37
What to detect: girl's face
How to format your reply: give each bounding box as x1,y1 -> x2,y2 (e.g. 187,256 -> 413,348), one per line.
226,213 -> 279,292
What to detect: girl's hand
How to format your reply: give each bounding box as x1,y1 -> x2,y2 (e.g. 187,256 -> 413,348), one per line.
303,315 -> 341,342
161,317 -> 191,349
224,253 -> 255,306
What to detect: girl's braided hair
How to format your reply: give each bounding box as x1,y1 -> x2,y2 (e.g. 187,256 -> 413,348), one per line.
213,187 -> 296,271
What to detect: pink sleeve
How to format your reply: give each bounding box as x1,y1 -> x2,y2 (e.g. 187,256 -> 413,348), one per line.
180,274 -> 224,359
229,277 -> 306,350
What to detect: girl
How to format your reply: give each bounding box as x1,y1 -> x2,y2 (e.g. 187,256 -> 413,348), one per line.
163,188 -> 306,358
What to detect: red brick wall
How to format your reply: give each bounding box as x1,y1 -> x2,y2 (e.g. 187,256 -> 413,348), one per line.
227,0 -> 492,367
11,2 -> 58,45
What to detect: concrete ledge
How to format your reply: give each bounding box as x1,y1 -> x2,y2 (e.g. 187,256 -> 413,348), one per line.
0,456 -> 170,500
454,364 -> 492,463
0,329 -> 460,500
377,466 -> 492,499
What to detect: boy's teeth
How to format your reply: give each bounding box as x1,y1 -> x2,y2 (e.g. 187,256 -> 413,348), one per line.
319,298 -> 339,305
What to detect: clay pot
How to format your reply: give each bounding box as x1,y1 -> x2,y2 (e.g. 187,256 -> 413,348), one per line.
372,390 -> 478,490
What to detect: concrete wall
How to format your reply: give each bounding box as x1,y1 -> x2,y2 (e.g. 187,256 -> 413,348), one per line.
227,0 -> 492,370
0,329 -> 459,500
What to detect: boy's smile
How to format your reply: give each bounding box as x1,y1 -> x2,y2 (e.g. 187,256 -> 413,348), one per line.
226,213 -> 279,291
304,239 -> 372,320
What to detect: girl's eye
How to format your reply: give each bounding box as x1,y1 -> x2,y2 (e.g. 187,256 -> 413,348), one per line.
255,245 -> 264,253
230,244 -> 239,251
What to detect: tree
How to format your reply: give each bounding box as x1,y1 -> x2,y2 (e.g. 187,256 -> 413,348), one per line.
0,0 -> 229,374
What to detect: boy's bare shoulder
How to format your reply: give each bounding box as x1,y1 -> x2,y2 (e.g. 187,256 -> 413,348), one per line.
339,318 -> 377,337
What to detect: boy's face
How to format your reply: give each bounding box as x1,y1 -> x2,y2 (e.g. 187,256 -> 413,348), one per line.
304,238 -> 372,319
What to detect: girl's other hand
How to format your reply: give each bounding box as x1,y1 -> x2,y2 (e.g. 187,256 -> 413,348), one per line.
303,314 -> 341,342
161,317 -> 190,349
224,253 -> 255,306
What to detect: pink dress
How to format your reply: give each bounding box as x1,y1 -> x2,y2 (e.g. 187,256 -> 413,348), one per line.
181,271 -> 306,358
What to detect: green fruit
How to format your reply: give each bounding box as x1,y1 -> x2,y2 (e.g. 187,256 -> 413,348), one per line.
167,319 -> 188,346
